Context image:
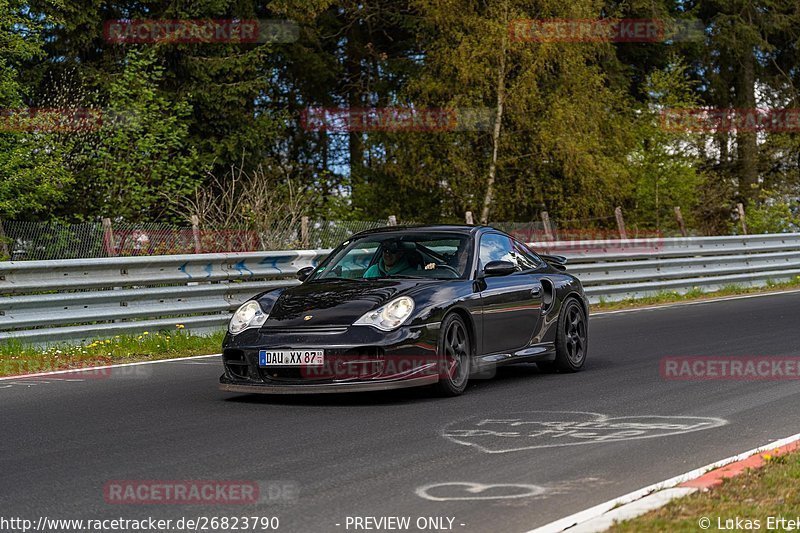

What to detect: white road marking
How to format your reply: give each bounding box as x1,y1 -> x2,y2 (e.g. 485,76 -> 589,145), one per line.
442,411 -> 727,453
416,482 -> 546,502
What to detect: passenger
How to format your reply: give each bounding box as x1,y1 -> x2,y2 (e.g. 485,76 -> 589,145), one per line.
363,241 -> 418,278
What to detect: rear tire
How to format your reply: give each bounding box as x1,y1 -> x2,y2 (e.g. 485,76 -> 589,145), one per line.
435,313 -> 471,396
553,298 -> 588,372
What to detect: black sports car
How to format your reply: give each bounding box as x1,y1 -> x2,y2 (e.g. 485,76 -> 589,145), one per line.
219,225 -> 588,396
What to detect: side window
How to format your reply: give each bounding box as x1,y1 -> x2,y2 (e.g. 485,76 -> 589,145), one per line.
513,240 -> 544,271
479,233 -> 517,269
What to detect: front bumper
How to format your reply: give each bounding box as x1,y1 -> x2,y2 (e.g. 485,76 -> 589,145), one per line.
220,373 -> 439,394
219,322 -> 442,394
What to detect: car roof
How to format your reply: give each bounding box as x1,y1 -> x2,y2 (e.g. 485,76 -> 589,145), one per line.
350,224 -> 491,238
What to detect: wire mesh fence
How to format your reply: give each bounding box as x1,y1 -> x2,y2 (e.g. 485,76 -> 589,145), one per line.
306,220 -> 394,249
2,220 -> 106,261
0,218 -> 404,261
0,216 -> 660,262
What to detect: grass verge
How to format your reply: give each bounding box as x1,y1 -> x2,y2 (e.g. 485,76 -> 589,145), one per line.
0,328 -> 225,377
610,449 -> 800,532
591,276 -> 800,311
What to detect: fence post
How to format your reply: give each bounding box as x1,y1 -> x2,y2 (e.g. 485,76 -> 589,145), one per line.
614,206 -> 628,240
0,218 -> 9,259
387,215 -> 397,226
540,211 -> 554,241
102,218 -> 117,257
191,215 -> 202,254
465,211 -> 474,225
674,206 -> 687,237
737,203 -> 748,235
301,216 -> 309,247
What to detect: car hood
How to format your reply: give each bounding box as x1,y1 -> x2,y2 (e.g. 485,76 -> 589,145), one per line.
260,279 -> 427,329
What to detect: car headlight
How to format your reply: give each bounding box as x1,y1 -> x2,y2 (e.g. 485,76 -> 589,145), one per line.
229,300 -> 268,335
353,296 -> 415,331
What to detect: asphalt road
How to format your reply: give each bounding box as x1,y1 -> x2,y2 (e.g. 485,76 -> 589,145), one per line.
3,291 -> 800,533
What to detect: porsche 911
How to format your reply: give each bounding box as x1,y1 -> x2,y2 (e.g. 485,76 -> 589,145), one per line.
219,225 -> 589,396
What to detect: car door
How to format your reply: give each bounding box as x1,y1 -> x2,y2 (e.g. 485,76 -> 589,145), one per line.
477,232 -> 543,356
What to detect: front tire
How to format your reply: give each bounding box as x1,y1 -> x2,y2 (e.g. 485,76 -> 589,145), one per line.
553,298 -> 588,372
435,313 -> 471,396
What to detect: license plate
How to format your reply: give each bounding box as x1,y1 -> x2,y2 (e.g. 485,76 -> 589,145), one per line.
259,350 -> 325,367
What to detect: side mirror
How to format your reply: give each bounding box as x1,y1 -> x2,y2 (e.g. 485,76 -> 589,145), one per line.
296,266 -> 315,282
483,260 -> 517,277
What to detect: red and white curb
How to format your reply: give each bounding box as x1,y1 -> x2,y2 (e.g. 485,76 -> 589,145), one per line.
528,432 -> 800,533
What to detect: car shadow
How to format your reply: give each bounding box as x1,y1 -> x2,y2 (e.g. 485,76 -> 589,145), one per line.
221,362 -> 580,406
222,383 -> 439,406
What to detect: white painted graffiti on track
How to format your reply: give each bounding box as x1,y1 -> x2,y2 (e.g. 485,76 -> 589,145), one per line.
416,482 -> 547,502
442,411 -> 727,453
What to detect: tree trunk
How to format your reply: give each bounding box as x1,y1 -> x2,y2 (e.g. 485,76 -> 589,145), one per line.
735,49 -> 758,207
345,17 -> 366,212
480,27 -> 507,225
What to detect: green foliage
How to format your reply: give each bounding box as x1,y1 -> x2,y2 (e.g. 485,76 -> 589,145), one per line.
3,0 -> 800,235
744,194 -> 800,234
0,131 -> 72,219
384,0 -> 638,224
0,0 -> 73,219
67,50 -> 203,221
629,57 -> 703,232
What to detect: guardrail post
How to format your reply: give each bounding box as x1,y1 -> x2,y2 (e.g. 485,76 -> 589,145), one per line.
0,218 -> 9,259
191,215 -> 202,254
102,218 -> 117,256
541,211 -> 554,241
674,206 -> 687,237
737,203 -> 748,235
614,207 -> 628,240
465,211 -> 474,225
301,216 -> 309,247
388,215 -> 397,226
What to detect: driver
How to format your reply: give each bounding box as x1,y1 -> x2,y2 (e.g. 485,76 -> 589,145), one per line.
363,241 -> 418,278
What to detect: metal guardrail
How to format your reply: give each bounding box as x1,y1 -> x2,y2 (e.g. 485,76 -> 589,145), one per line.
2,233 -> 800,344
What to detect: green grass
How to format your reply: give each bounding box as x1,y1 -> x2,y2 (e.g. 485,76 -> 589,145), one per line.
0,328 -> 225,377
610,450 -> 800,532
591,276 -> 800,312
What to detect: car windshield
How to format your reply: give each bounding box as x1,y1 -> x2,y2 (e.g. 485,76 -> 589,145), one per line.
309,232 -> 472,281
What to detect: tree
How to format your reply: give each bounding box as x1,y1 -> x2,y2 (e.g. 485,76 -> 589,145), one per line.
66,50 -> 203,221
386,0 -> 637,224
0,0 -> 72,220
629,58 -> 704,233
